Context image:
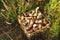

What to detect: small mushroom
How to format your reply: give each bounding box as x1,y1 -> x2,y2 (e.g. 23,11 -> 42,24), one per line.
27,29 -> 34,33
36,7 -> 39,13
33,24 -> 39,31
35,20 -> 42,23
29,13 -> 32,16
38,12 -> 42,16
26,26 -> 32,31
25,18 -> 30,23
38,20 -> 42,23
32,10 -> 35,14
38,24 -> 42,29
35,20 -> 38,23
29,20 -> 34,25
33,16 -> 37,19
21,16 -> 24,20
33,24 -> 37,28
37,13 -> 43,19
33,13 -> 37,17
26,27 -> 29,30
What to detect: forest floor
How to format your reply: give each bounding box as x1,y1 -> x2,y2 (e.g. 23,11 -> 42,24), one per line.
0,0 -> 60,40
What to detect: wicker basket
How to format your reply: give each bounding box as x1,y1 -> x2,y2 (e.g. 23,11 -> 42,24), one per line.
18,7 -> 50,40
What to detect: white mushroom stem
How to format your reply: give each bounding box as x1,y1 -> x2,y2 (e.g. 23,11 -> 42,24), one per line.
39,24 -> 42,28
29,14 -> 32,16
29,20 -> 33,27
21,16 -> 24,20
25,17 -> 29,23
38,12 -> 42,16
36,7 -> 39,13
38,20 -> 42,23
32,10 -> 34,14
37,13 -> 42,19
33,24 -> 37,28
34,13 -> 37,16
35,20 -> 38,23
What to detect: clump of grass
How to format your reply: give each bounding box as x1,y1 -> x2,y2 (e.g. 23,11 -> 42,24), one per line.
0,0 -> 37,24
44,0 -> 60,40
0,0 -> 18,24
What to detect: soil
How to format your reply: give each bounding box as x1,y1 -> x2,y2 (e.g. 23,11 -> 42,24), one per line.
0,18 -> 28,40
0,18 -> 50,40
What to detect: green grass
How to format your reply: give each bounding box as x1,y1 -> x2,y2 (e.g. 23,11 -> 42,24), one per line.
44,0 -> 60,40
0,0 -> 37,24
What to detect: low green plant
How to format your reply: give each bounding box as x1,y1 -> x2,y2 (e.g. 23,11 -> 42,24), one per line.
0,0 -> 37,24
44,0 -> 60,40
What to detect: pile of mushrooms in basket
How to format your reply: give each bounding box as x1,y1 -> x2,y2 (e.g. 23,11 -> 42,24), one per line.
18,7 -> 50,39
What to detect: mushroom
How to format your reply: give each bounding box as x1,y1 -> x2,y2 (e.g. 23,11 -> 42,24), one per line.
21,16 -> 24,20
38,24 -> 42,29
33,24 -> 37,28
27,29 -> 34,33
37,13 -> 43,19
35,20 -> 38,23
29,13 -> 32,16
33,13 -> 37,17
29,20 -> 33,26
38,20 -> 42,23
36,7 -> 39,13
32,10 -> 35,14
33,24 -> 39,31
35,19 -> 42,23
